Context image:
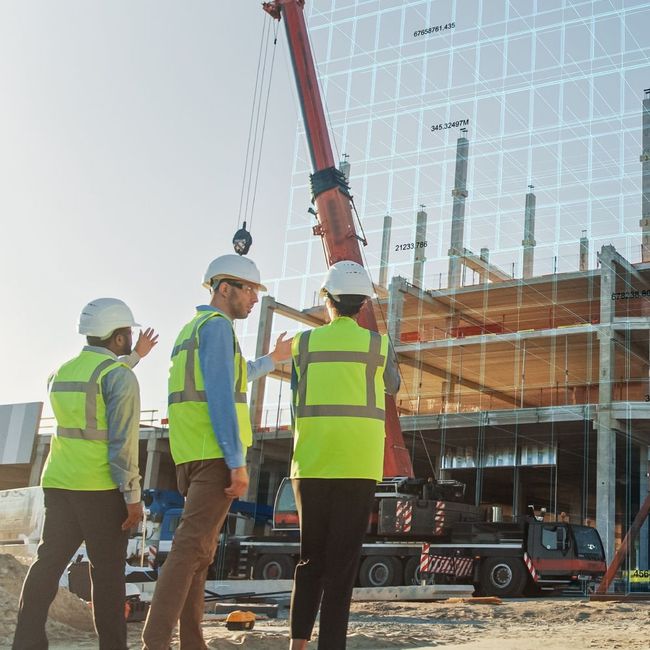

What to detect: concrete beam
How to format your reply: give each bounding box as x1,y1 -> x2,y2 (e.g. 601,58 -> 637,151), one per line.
599,244 -> 650,289
397,355 -> 528,409
395,323 -> 598,354
399,404 -> 596,432
460,248 -> 511,282
273,301 -> 326,327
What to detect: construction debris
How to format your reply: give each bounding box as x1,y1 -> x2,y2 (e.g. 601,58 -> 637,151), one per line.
0,554 -> 94,645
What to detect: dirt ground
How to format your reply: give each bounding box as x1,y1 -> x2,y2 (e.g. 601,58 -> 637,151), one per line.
1,553 -> 649,650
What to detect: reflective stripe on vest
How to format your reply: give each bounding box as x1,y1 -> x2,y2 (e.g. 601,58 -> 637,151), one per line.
49,357 -> 118,441
167,310 -> 252,465
294,329 -> 386,420
168,313 -> 246,406
42,351 -> 126,491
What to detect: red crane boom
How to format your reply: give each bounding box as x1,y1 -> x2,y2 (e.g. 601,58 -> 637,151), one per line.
263,0 -> 413,477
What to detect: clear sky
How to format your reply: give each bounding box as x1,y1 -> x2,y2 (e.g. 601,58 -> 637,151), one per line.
0,1 -> 299,420
3,0 -> 650,426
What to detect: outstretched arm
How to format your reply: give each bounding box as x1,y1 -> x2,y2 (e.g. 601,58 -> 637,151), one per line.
247,331 -> 293,381
121,328 -> 159,368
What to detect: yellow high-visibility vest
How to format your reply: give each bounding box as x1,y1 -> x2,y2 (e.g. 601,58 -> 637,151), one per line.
168,310 -> 252,464
42,350 -> 127,490
291,316 -> 388,481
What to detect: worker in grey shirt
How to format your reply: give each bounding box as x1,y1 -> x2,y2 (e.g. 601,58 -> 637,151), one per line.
13,299 -> 157,650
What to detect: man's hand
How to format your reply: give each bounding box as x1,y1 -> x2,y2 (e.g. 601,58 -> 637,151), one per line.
122,502 -> 143,531
270,331 -> 293,365
225,466 -> 249,499
134,328 -> 159,358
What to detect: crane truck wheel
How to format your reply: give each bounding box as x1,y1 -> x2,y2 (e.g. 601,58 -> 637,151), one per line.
403,556 -> 424,586
252,554 -> 295,580
358,556 -> 401,587
478,557 -> 527,597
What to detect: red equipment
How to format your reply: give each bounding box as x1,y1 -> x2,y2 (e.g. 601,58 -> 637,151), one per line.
262,0 -> 413,477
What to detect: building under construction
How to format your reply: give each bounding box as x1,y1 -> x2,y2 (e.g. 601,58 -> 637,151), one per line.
4,0 -> 650,590
242,90 -> 650,571
12,94 -> 650,580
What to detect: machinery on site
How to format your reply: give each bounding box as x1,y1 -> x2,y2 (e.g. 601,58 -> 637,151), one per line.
138,480 -> 606,597
226,478 -> 606,597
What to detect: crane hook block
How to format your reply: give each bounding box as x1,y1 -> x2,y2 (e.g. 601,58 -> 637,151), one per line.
233,222 -> 253,256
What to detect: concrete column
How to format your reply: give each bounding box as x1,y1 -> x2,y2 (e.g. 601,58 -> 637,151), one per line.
247,295 -> 277,503
522,186 -> 536,279
245,445 -> 263,502
143,437 -> 168,489
448,131 -> 469,288
412,206 -> 427,288
249,295 -> 276,431
512,465 -> 522,520
639,445 -> 650,569
595,245 -> 618,563
640,90 -> 650,262
28,436 -> 50,487
479,248 -> 490,283
387,276 -> 405,345
580,230 -> 589,271
379,214 -> 392,289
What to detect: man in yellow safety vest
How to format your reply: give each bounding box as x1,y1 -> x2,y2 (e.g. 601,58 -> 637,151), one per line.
13,298 -> 157,650
289,261 -> 400,650
142,254 -> 291,650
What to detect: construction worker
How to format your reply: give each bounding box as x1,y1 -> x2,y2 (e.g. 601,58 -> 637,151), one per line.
142,254 -> 291,650
289,261 -> 400,650
13,298 -> 157,650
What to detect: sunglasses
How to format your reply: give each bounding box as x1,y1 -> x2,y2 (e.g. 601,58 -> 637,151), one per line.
221,280 -> 259,296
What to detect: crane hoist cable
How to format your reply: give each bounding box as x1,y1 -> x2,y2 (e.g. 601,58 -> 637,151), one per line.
233,14 -> 279,256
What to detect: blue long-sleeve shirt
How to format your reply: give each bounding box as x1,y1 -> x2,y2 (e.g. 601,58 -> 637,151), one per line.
196,305 -> 274,469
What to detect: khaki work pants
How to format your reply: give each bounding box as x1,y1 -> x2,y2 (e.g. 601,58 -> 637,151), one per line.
142,458 -> 232,650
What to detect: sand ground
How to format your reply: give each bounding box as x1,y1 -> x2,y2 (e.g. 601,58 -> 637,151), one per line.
1,554 -> 648,650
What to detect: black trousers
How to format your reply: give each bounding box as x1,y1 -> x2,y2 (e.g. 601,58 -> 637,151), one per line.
13,488 -> 128,650
290,478 -> 375,650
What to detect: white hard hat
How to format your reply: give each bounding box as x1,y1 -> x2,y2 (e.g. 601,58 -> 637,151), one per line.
320,261 -> 374,299
77,298 -> 140,339
202,254 -> 268,292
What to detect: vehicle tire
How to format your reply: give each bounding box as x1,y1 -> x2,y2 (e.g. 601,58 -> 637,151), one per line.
358,556 -> 401,587
252,554 -> 295,580
479,557 -> 527,597
403,556 -> 423,586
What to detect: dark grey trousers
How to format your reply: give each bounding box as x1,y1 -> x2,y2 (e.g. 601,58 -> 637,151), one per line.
290,478 -> 376,650
12,488 -> 128,650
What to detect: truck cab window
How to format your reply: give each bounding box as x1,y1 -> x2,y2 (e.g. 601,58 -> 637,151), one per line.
541,525 -> 567,551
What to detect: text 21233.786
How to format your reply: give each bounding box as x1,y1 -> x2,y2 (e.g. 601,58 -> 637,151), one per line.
395,242 -> 427,251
